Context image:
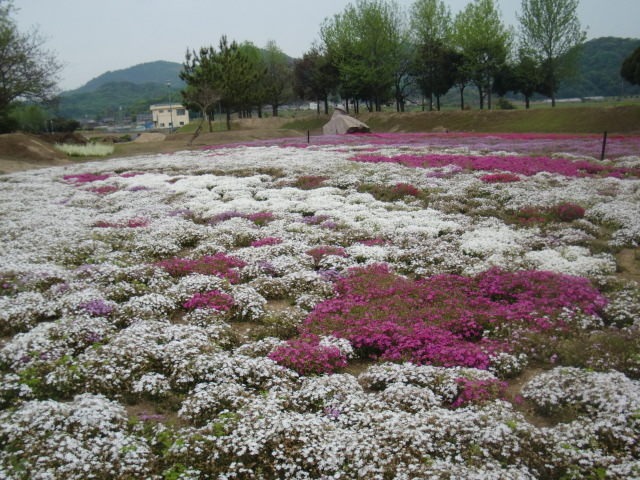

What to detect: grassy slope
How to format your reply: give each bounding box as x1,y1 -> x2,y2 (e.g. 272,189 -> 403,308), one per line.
283,105 -> 640,135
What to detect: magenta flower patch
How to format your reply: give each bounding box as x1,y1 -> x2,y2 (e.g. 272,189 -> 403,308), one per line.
268,334 -> 347,376
350,152 -> 640,179
298,264 -> 605,369
182,290 -> 235,311
154,254 -> 247,283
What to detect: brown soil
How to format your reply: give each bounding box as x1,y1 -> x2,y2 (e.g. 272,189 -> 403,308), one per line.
0,132 -> 73,173
616,248 -> 640,283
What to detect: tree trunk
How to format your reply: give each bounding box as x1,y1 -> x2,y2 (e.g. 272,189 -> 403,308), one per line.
459,86 -> 466,110
272,104 -> 278,117
225,107 -> 231,131
323,96 -> 329,114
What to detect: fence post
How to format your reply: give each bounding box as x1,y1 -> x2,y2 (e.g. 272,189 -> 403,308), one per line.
601,131 -> 608,161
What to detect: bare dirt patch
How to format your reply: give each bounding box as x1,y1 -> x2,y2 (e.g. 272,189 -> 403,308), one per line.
0,132 -> 73,173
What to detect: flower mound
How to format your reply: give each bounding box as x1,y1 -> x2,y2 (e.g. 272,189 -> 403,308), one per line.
154,253 -> 246,284
298,264 -> 605,369
182,290 -> 235,311
268,334 -> 347,376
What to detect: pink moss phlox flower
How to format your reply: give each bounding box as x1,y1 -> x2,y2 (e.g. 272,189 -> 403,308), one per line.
247,212 -> 275,226
481,173 -> 521,183
78,299 -> 113,317
305,246 -> 349,264
119,172 -> 145,178
549,202 -> 585,222
358,238 -> 388,246
182,290 -> 235,311
295,175 -> 328,190
350,153 -> 639,179
391,182 -> 422,197
268,334 -> 347,376
63,173 -> 111,183
208,211 -> 274,226
250,237 -> 283,247
154,254 -> 247,283
515,202 -> 585,226
299,264 -> 606,369
450,378 -> 508,408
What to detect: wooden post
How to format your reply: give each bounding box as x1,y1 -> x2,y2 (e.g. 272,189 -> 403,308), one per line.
601,131 -> 608,161
308,130 -> 310,144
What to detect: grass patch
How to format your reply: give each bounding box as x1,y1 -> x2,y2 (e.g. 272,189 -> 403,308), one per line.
55,143 -> 115,157
282,115 -> 328,133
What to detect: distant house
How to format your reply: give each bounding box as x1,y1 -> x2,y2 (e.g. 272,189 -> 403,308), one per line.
150,104 -> 189,129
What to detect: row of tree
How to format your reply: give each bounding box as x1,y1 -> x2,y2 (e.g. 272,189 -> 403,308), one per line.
180,0 -> 591,128
2,0 -> 640,133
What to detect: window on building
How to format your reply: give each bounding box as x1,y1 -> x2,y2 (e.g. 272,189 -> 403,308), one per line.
179,122 -> 185,126
160,123 -> 165,127
177,109 -> 186,116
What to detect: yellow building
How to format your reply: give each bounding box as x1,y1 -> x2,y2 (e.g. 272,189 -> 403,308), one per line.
150,104 -> 189,129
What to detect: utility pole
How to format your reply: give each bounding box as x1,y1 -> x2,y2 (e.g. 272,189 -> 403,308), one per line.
167,80 -> 174,133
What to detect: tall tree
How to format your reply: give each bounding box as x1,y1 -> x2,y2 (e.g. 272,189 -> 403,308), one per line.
320,0 -> 405,112
0,0 -> 63,131
517,0 -> 587,107
262,40 -> 293,117
452,0 -> 512,110
293,45 -> 339,114
620,45 -> 640,87
409,0 -> 452,110
180,46 -> 221,132
216,36 -> 263,129
238,42 -> 268,118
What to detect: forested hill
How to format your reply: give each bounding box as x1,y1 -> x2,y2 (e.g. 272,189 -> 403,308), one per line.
63,60 -> 184,95
58,81 -> 178,120
557,37 -> 640,98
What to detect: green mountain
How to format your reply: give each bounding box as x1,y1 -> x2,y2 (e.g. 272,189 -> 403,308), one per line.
58,61 -> 185,119
66,60 -> 184,95
557,37 -> 640,98
58,81 -> 178,120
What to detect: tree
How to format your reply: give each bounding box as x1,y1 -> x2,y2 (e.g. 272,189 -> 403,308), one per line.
517,0 -> 587,107
452,0 -> 512,110
293,45 -> 340,114
409,0 -> 452,110
262,40 -> 293,117
320,0 -> 405,112
180,46 -> 221,133
621,45 -> 640,87
0,0 -> 63,131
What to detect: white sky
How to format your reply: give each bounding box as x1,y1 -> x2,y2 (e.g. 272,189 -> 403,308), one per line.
13,0 -> 640,91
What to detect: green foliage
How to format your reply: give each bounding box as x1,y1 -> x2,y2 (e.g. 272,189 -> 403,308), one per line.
59,81 -> 173,119
559,37 -> 640,97
293,46 -> 340,114
620,44 -> 640,88
320,0 -> 405,112
452,0 -> 513,110
0,0 -> 63,132
517,0 -> 587,106
9,104 -> 48,133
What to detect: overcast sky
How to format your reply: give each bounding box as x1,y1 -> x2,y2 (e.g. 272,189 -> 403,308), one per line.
13,0 -> 640,91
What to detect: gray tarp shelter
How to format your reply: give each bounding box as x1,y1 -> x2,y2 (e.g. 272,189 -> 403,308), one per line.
322,107 -> 371,135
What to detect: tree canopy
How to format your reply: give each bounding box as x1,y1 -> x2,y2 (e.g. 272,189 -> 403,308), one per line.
0,0 -> 64,131
621,45 -> 640,87
517,0 -> 587,107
